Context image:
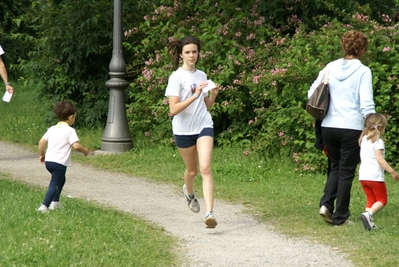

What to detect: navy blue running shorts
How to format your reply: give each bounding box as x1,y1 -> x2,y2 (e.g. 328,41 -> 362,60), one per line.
174,127 -> 214,148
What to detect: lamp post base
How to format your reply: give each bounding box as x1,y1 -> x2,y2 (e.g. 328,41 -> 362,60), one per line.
100,140 -> 133,152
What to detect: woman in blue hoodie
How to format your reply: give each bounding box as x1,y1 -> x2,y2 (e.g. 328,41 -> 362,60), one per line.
308,30 -> 376,226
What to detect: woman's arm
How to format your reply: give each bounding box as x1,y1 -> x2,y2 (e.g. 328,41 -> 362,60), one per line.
204,87 -> 219,110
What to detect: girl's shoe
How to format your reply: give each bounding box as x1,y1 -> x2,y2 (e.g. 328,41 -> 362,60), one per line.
183,184 -> 200,213
204,212 -> 218,229
360,212 -> 375,231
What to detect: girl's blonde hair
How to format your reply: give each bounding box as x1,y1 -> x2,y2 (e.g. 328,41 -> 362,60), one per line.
359,113 -> 387,145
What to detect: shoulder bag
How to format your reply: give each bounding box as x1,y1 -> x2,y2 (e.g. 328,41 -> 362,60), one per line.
306,67 -> 330,120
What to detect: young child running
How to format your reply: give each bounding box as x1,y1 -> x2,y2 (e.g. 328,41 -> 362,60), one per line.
165,36 -> 219,228
358,113 -> 399,230
37,100 -> 89,213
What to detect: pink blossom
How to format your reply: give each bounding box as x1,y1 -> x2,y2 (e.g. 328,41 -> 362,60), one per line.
383,47 -> 392,52
276,38 -> 285,45
253,74 -> 262,84
246,33 -> 255,40
243,151 -> 249,156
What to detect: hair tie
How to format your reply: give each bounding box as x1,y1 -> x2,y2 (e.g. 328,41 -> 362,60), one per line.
372,125 -> 378,130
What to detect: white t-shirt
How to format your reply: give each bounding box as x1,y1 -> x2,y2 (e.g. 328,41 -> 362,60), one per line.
359,136 -> 385,182
165,67 -> 213,135
42,122 -> 80,166
0,45 -> 4,56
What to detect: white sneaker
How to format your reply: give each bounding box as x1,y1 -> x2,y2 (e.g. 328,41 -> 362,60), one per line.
360,212 -> 375,231
204,212 -> 218,228
49,202 -> 63,210
37,204 -> 49,213
319,205 -> 332,224
183,184 -> 200,213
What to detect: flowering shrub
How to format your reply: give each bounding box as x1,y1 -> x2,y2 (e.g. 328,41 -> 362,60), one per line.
124,0 -> 399,172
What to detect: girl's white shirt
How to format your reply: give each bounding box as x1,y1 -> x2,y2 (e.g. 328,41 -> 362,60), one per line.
165,67 -> 213,135
42,122 -> 80,166
0,45 -> 4,56
359,136 -> 385,182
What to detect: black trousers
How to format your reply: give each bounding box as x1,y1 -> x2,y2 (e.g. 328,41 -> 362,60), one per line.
319,127 -> 361,225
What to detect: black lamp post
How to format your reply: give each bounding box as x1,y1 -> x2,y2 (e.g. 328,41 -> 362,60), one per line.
101,0 -> 133,152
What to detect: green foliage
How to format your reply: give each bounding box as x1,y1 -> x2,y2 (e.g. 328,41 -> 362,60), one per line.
124,1 -> 399,172
124,0 -> 276,143
15,0 -> 114,127
13,0 -> 155,128
0,0 -> 33,78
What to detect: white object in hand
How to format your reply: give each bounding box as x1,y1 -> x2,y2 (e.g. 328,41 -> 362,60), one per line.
202,80 -> 217,93
2,91 -> 12,102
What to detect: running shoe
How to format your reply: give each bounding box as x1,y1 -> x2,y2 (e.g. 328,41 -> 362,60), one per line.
205,211 -> 218,228
360,212 -> 376,231
183,184 -> 200,213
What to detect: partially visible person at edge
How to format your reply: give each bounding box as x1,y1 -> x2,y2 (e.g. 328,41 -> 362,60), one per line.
0,45 -> 14,94
308,30 -> 375,226
37,101 -> 89,213
165,35 -> 220,228
358,113 -> 399,231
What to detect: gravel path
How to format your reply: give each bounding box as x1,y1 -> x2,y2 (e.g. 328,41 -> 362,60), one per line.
0,142 -> 354,267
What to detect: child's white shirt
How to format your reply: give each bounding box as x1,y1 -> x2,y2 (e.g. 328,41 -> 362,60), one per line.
42,122 -> 79,166
0,45 -> 4,56
359,136 -> 385,181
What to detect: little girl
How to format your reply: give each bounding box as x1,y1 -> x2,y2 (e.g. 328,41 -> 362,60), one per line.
358,113 -> 399,230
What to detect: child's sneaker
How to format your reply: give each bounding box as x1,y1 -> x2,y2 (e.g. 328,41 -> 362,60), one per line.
49,201 -> 63,210
204,211 -> 218,228
183,184 -> 200,213
37,204 -> 49,213
360,212 -> 375,231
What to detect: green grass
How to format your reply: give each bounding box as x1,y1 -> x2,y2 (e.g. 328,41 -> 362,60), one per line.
0,175 -> 179,267
2,82 -> 399,267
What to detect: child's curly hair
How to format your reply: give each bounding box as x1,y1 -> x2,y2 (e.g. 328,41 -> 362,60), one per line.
53,100 -> 77,121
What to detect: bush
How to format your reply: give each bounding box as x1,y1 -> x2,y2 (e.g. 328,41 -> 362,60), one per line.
14,0 -> 154,128
124,1 -> 399,172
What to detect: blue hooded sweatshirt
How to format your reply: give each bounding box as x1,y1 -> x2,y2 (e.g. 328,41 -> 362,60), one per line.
308,58 -> 375,130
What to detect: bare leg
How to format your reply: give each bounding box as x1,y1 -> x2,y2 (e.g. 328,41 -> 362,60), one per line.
366,201 -> 384,215
196,136 -> 214,212
178,145 -> 198,195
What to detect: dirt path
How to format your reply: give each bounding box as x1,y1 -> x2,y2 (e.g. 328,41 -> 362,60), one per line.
0,142 -> 354,266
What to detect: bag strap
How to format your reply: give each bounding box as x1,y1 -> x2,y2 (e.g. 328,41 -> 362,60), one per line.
322,65 -> 330,85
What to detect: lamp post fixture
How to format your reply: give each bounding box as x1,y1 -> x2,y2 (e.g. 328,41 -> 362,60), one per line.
101,0 -> 133,152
